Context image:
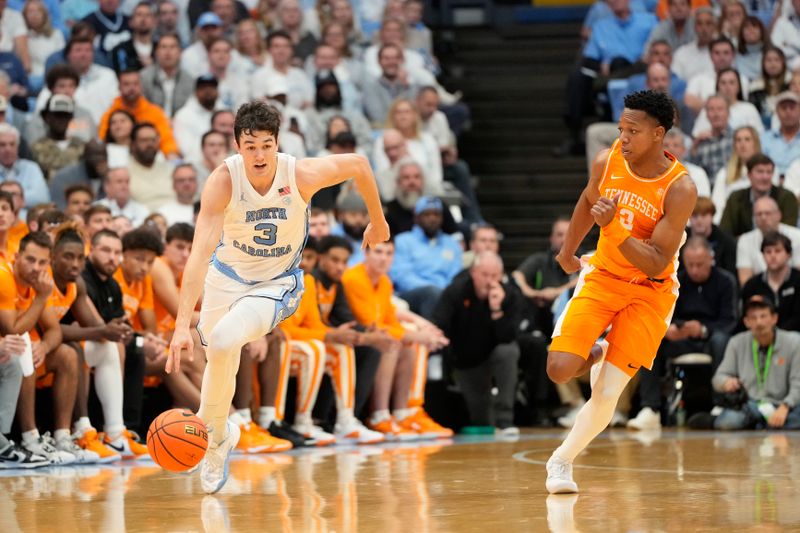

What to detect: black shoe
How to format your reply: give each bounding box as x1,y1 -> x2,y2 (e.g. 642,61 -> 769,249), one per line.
0,440 -> 50,469
268,421 -> 315,447
687,412 -> 715,430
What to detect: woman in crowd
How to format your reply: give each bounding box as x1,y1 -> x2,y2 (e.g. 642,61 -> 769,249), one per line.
711,125 -> 777,221
736,16 -> 769,81
23,0 -> 64,90
748,47 -> 791,128
692,68 -> 763,138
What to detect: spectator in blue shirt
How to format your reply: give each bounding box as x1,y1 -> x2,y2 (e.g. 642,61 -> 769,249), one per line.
760,91 -> 800,176
556,0 -> 657,156
0,124 -> 49,208
626,40 -> 687,105
390,196 -> 462,318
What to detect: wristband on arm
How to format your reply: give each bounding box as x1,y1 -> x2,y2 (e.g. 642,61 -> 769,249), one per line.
603,218 -> 631,247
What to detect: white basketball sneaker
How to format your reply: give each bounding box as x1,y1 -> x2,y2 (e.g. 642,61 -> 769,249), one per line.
55,434 -> 100,464
334,418 -> 385,445
293,422 -> 336,447
24,433 -> 76,466
546,454 -> 579,494
201,421 -> 240,494
626,407 -> 662,430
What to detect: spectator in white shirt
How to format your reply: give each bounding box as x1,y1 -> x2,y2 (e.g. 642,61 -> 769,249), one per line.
692,68 -> 764,138
737,196 -> 800,284
206,37 -> 248,109
23,0 -> 65,83
173,74 -> 223,163
192,129 -> 227,187
685,37 -> 749,114
373,98 -> 443,196
250,29 -> 314,109
0,0 -> 31,72
95,166 -> 150,226
664,128 -> 711,196
363,17 -> 434,85
771,0 -> 800,70
36,36 -> 120,124
181,11 -> 227,78
672,7 -> 716,82
127,122 -> 175,210
157,163 -> 197,225
711,125 -> 777,222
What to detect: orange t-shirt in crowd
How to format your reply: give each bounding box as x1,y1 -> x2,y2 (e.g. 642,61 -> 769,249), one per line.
153,257 -> 182,335
341,264 -> 405,340
97,96 -> 179,156
280,273 -> 329,341
589,139 -> 688,282
113,268 -> 155,331
6,220 -> 28,256
655,0 -> 710,19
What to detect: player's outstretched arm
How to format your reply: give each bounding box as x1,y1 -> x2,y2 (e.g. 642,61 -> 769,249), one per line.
166,165 -> 231,374
556,149 -> 609,273
296,154 -> 389,248
606,176 -> 697,278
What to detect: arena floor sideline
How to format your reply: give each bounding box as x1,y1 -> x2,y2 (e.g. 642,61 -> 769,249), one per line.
2,429 -> 798,532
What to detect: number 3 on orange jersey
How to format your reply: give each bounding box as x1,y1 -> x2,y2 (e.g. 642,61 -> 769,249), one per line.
619,208 -> 634,231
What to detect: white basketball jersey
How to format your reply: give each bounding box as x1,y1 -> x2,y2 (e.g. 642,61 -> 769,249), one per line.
211,152 -> 308,284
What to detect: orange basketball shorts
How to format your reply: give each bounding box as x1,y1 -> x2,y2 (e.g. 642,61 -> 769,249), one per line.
550,263 -> 678,376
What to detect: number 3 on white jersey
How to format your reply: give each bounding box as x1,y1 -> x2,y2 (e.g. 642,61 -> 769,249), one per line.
619,208 -> 634,231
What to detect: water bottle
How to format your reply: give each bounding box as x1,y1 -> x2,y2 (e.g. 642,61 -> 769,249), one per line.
676,400 -> 687,428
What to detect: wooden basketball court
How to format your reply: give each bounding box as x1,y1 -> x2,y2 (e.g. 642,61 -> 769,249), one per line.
2,430 -> 798,532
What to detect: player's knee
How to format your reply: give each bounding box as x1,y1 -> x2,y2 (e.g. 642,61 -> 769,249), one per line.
52,344 -> 79,377
546,354 -> 576,384
207,328 -> 242,360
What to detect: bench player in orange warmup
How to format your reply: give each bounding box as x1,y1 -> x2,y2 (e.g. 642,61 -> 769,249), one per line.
545,90 -> 698,494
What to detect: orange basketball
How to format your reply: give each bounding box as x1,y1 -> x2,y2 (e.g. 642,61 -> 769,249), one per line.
146,409 -> 208,472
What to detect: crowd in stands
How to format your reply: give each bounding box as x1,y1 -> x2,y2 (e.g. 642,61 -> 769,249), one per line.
550,0 -> 800,432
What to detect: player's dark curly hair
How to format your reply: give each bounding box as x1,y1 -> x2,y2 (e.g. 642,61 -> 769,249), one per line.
165,222 -> 195,244
623,90 -> 675,131
318,235 -> 353,255
122,227 -> 165,255
234,101 -> 281,144
54,221 -> 85,249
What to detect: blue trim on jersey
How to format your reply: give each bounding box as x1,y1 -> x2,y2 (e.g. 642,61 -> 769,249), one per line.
228,268 -> 305,330
282,207 -> 310,275
211,253 -> 261,285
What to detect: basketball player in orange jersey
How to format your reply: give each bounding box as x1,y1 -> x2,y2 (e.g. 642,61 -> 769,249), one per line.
545,90 -> 698,494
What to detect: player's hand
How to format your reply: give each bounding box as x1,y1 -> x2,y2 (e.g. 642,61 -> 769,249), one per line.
768,404 -> 789,428
591,195 -> 619,227
103,318 -> 134,343
555,251 -> 581,274
665,324 -> 684,341
0,334 -> 26,364
327,322 -> 360,345
31,342 -> 46,368
166,327 -> 193,374
682,320 -> 703,338
361,218 -> 390,250
245,336 -> 268,362
723,377 -> 741,393
32,270 -> 54,297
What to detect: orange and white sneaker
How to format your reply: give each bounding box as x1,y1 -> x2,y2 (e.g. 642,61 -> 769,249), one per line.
334,418 -> 385,445
368,416 -> 418,442
237,423 -> 292,454
104,429 -> 148,459
75,429 -> 121,464
399,409 -> 454,439
293,422 -> 336,447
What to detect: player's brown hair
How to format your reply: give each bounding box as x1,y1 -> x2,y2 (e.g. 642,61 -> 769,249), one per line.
692,196 -> 715,216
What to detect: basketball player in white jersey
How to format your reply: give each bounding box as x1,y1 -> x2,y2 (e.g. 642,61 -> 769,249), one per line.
165,101 -> 389,494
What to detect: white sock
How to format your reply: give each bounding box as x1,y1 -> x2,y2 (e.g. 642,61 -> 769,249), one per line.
73,417 -> 92,436
258,406 -> 276,428
85,341 -> 125,439
554,363 -> 632,462
237,408 -> 252,423
54,429 -> 71,443
370,409 -> 390,425
294,412 -> 312,427
336,408 -> 355,426
229,411 -> 246,426
393,408 -> 415,421
22,429 -> 39,446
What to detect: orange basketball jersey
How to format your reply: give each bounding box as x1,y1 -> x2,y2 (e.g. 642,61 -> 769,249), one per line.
113,269 -> 154,330
153,257 -> 181,335
589,140 -> 688,282
49,280 -> 77,322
